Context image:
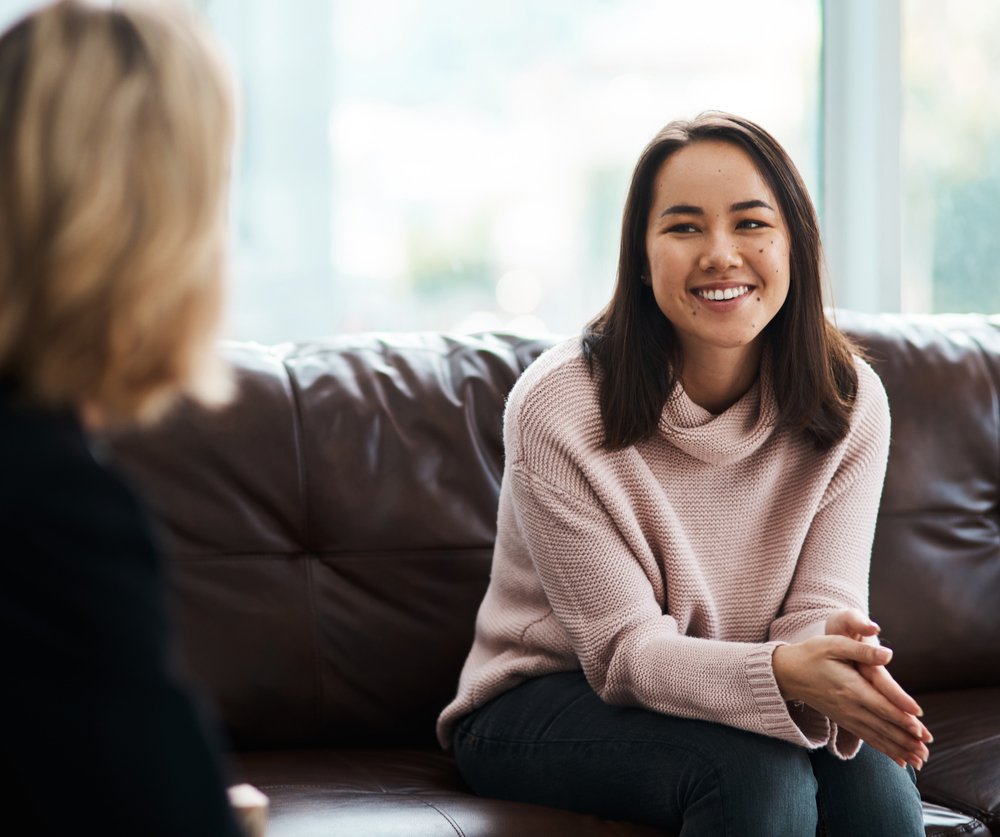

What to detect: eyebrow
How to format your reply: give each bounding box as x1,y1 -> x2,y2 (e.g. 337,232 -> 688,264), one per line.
659,199 -> 774,218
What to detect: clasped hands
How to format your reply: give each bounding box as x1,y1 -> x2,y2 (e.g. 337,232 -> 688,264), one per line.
772,608 -> 933,770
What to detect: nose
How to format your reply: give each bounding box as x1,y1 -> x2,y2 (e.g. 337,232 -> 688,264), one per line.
698,232 -> 743,273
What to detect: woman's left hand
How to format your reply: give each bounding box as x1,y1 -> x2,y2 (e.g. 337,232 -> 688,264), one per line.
824,608 -> 933,746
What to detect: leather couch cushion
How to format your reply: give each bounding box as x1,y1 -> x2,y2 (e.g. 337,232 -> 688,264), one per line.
922,804 -> 990,837
232,748 -> 990,837
111,333 -> 554,748
233,749 -> 663,837
915,688 -> 1000,834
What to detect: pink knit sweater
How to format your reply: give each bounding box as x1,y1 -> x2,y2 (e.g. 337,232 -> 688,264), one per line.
437,338 -> 891,758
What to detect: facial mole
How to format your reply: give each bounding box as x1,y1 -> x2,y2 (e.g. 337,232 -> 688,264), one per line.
758,248 -> 763,253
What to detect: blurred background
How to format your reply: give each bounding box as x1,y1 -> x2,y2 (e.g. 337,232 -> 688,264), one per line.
1,0 -> 997,341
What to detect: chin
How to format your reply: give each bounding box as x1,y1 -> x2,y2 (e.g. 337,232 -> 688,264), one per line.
704,332 -> 763,351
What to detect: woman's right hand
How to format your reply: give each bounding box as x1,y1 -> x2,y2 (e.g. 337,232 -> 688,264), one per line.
772,638 -> 931,769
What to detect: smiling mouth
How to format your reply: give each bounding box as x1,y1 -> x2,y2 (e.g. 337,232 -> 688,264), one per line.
693,285 -> 753,301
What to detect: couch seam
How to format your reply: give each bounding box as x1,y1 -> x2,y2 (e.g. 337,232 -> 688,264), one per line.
248,785 -> 451,792
280,357 -> 311,554
280,357 -> 324,739
247,784 -> 471,835
414,797 -> 465,837
169,546 -> 494,560
970,328 -> 1000,520
280,333 -> 547,363
877,509 -> 997,519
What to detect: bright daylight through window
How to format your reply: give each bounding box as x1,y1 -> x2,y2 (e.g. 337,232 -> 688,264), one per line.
195,0 -> 821,341
3,1 -> 997,337
901,0 -> 1000,313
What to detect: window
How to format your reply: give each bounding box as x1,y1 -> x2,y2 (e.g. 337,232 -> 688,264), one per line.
821,0 -> 1000,315
202,0 -> 821,340
0,1 -> 826,337
901,0 -> 1000,313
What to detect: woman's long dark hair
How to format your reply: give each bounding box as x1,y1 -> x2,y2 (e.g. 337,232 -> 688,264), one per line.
582,112 -> 859,451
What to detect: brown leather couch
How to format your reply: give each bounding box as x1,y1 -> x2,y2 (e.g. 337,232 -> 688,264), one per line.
109,311 -> 1000,836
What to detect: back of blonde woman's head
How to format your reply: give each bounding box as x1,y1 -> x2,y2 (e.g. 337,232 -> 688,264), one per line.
0,0 -> 235,424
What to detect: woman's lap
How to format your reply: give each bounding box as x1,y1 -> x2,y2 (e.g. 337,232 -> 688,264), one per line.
811,745 -> 924,836
453,671 -> 923,837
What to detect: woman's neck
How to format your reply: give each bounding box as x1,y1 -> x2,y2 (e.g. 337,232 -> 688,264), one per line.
678,342 -> 764,415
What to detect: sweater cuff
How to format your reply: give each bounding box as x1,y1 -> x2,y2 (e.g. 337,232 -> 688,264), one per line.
746,643 -> 830,749
826,722 -> 863,759
788,701 -> 833,748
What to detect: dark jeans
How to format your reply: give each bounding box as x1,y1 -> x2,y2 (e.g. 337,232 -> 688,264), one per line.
454,672 -> 924,837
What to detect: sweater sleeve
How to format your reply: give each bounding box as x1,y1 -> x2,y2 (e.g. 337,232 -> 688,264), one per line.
509,461 -> 830,749
767,361 -> 892,758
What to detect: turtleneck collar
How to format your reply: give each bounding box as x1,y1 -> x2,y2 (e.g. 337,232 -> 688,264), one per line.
658,356 -> 778,466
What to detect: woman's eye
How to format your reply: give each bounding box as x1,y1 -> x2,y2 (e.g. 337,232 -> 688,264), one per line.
737,219 -> 768,230
667,223 -> 699,234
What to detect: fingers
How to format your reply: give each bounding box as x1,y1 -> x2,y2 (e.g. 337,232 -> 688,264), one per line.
842,673 -> 930,770
794,638 -> 931,768
841,714 -> 929,770
858,664 -> 930,736
826,608 -> 880,640
861,686 -> 930,757
827,635 -> 892,667
785,635 -> 933,770
833,675 -> 930,768
831,638 -> 931,741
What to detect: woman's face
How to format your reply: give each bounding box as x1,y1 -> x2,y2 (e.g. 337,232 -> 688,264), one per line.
644,139 -> 791,363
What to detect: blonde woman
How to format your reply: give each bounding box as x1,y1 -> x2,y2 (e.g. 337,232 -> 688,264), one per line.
0,2 -> 241,833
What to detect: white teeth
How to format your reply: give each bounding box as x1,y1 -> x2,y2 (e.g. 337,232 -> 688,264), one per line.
697,285 -> 749,301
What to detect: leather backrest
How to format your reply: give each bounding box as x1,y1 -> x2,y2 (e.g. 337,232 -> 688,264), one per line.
836,311 -> 1000,694
109,316 -> 1000,748
111,333 -> 552,748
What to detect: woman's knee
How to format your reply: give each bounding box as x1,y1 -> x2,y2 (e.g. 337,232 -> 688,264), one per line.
812,745 -> 924,836
673,729 -> 818,835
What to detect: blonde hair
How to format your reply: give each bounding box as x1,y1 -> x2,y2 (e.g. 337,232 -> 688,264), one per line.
0,0 -> 235,424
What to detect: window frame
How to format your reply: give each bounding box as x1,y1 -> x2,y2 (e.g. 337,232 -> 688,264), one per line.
821,0 -> 902,313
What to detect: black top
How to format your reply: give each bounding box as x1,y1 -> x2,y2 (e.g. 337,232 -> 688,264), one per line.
0,383 -> 241,836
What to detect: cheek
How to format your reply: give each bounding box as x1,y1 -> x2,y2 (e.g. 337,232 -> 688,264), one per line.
777,246 -> 792,295
651,283 -> 700,326
757,238 -> 791,290
648,247 -> 688,287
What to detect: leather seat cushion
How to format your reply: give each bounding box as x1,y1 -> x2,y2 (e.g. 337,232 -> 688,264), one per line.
915,687 -> 1000,834
233,745 -> 990,837
233,748 -> 664,837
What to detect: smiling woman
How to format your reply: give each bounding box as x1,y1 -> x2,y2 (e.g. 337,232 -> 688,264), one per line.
439,112 -> 929,836
642,140 -> 791,413
582,114 -> 859,452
